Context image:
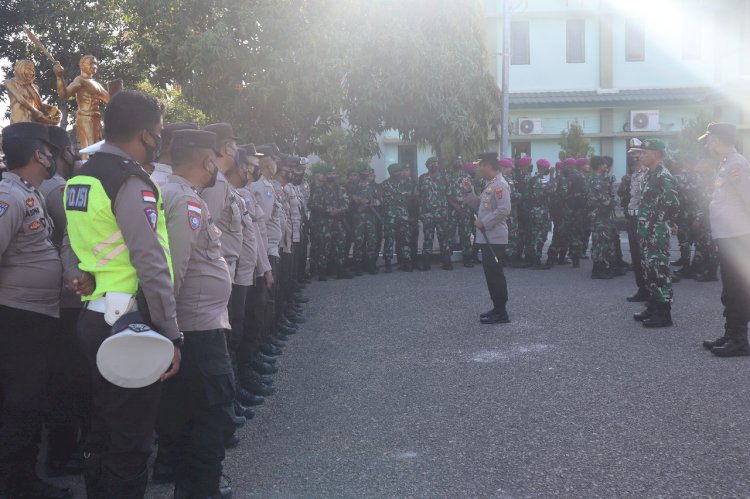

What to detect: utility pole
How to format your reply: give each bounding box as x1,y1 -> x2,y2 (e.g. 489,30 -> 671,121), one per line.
500,0 -> 511,158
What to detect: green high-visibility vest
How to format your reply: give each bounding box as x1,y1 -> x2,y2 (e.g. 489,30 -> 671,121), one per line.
64,153 -> 172,301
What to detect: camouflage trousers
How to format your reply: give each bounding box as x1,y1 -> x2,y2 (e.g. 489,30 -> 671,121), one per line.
505,213 -> 520,257
449,210 -> 474,259
383,218 -> 412,262
676,214 -> 695,259
314,218 -> 347,271
547,214 -> 566,258
525,213 -> 550,263
692,222 -> 717,272
566,211 -> 587,258
308,220 -> 322,273
422,219 -> 453,257
637,220 -> 673,303
353,212 -> 380,262
591,219 -> 616,266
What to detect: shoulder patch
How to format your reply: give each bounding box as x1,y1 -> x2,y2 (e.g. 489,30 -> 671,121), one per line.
495,187 -> 504,199
28,220 -> 42,231
25,198 -> 35,208
0,201 -> 8,217
730,168 -> 742,184
66,185 -> 90,212
142,190 -> 157,203
187,200 -> 202,231
144,206 -> 158,231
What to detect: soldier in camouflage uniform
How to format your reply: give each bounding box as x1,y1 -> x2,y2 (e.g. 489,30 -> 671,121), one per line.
446,156 -> 476,267
691,157 -> 718,281
514,156 -> 533,267
418,156 -> 453,271
524,159 -> 554,269
350,163 -> 382,275
382,163 -> 414,272
671,162 -> 700,277
588,156 -> 617,279
631,139 -> 680,328
307,164 -> 325,277
577,157 -> 593,260
563,157 -> 590,268
546,160 -> 569,265
309,163 -> 353,281
343,169 -> 360,272
500,158 -> 521,266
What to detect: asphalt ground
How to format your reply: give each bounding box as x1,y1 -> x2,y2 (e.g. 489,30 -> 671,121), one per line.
57,241 -> 750,498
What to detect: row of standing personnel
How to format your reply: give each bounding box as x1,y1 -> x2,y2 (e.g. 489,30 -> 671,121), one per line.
0,90 -> 314,499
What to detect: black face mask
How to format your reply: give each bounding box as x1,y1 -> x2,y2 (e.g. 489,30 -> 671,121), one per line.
291,174 -> 303,186
43,152 -> 57,179
206,162 -> 219,189
141,130 -> 162,164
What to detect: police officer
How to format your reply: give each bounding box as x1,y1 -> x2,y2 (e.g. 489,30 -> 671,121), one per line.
157,129 -> 234,497
39,126 -> 90,477
63,90 -> 182,497
148,122 -> 198,186
462,152 -> 512,325
623,139 -> 649,301
630,139 -> 679,328
0,122 -> 70,498
700,123 -> 750,356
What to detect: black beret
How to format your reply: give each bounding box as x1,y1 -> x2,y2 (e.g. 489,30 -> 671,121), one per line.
476,151 -> 499,166
47,126 -> 71,151
256,143 -> 282,160
163,122 -> 198,145
2,122 -> 57,151
171,130 -> 220,154
202,123 -> 238,143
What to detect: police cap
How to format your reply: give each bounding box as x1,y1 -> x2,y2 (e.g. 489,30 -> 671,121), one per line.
171,130 -> 220,155
2,122 -> 57,152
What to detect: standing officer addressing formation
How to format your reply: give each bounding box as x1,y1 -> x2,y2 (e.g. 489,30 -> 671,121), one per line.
461,152 -> 512,325
63,90 -> 182,497
701,123 -> 750,357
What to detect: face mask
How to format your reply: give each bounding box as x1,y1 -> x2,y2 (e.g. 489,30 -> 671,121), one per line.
43,152 -> 57,179
141,130 -> 162,164
291,174 -> 303,186
206,161 -> 219,188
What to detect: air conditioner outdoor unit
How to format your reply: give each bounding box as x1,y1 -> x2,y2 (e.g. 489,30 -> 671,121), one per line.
630,110 -> 660,132
517,118 -> 543,135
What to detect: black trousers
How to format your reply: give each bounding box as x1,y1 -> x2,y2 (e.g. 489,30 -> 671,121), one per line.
228,284 -> 249,372
266,255 -> 280,327
0,305 -> 54,486
46,307 -> 91,467
77,308 -> 163,480
626,215 -> 646,290
241,280 -> 269,360
157,329 -> 234,496
481,244 -> 509,313
718,235 -> 750,327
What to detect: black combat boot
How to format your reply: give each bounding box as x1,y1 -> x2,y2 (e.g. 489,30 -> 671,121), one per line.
694,266 -> 718,282
642,302 -> 673,328
626,288 -> 650,302
571,254 -> 580,268
463,257 -> 474,268
419,254 -> 431,271
368,254 -> 379,274
533,257 -> 552,270
633,301 -> 655,322
441,254 -> 454,270
384,260 -> 393,273
610,262 -> 627,276
711,325 -> 750,357
591,262 -> 612,279
557,251 -> 569,265
100,466 -> 148,499
401,260 -> 413,272
10,465 -> 72,499
671,249 -> 690,267
353,261 -> 364,276
703,324 -> 731,350
336,264 -> 354,279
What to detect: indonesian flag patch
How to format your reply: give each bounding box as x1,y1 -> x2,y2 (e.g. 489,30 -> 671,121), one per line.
187,201 -> 202,230
142,191 -> 157,203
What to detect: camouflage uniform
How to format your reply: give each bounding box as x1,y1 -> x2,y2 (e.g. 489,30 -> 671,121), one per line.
515,168 -> 533,262
547,171 -> 570,262
692,168 -> 717,276
524,173 -> 553,265
564,169 -> 589,264
637,164 -> 680,303
418,172 -> 453,259
588,174 -> 617,270
674,169 -> 700,267
504,175 -> 521,259
350,179 -> 381,271
309,181 -> 350,274
307,180 -> 323,275
382,175 -> 414,265
447,170 -> 475,262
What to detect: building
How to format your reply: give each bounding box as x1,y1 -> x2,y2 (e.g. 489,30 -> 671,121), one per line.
372,0 -> 750,180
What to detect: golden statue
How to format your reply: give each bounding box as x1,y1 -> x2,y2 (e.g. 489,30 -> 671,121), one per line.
2,59 -> 61,124
54,55 -> 109,150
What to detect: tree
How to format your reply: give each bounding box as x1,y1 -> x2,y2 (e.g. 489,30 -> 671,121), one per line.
136,81 -> 208,127
668,111 -> 713,169
558,121 -> 593,160
315,127 -> 366,179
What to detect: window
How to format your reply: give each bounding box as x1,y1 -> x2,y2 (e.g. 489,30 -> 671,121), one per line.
566,19 -> 586,63
625,19 -> 645,61
512,141 -> 531,159
511,21 -> 530,65
682,16 -> 701,60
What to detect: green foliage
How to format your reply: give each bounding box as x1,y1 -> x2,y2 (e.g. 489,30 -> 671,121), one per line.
136,81 -> 208,127
558,122 -> 593,160
316,127 -> 367,180
668,111 -> 712,168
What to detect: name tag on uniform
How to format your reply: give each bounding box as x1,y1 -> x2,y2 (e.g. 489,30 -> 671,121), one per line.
66,185 -> 90,211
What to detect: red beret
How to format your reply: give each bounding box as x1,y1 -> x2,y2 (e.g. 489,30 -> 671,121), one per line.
536,159 -> 551,168
499,158 -> 514,168
564,157 -> 577,167
576,157 -> 589,166
555,161 -> 563,168
517,156 -> 532,167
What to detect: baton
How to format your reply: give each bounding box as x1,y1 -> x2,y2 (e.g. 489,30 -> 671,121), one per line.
474,213 -> 499,264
